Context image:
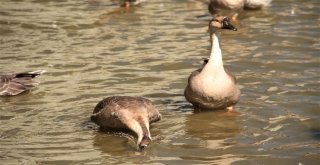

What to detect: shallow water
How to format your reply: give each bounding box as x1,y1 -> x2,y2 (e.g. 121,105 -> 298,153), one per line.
0,0 -> 319,164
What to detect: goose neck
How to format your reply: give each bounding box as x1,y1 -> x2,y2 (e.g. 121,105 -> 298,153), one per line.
202,31 -> 224,73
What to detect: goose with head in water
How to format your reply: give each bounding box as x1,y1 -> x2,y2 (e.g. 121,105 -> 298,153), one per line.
0,70 -> 46,96
184,16 -> 240,112
91,96 -> 161,150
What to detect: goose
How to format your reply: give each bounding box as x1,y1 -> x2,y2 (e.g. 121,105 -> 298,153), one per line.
184,16 -> 240,112
91,96 -> 161,150
119,0 -> 146,8
244,0 -> 272,9
0,70 -> 46,96
208,0 -> 272,14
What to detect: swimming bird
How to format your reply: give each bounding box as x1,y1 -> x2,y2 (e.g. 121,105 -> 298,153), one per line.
208,0 -> 272,15
91,96 -> 161,150
0,70 -> 46,96
184,16 -> 240,112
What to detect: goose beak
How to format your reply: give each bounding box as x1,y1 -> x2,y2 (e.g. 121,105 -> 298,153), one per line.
138,136 -> 151,150
138,143 -> 148,150
222,17 -> 237,31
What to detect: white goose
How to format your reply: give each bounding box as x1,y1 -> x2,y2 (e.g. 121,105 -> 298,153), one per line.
91,96 -> 161,150
184,16 -> 240,111
119,0 -> 146,8
208,0 -> 272,18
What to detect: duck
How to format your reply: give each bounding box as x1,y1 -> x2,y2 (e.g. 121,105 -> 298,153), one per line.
208,0 -> 272,14
0,70 -> 46,96
184,16 -> 240,112
91,96 -> 161,150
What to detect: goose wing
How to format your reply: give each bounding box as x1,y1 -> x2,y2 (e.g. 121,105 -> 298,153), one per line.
0,71 -> 45,96
140,98 -> 161,123
225,68 -> 237,83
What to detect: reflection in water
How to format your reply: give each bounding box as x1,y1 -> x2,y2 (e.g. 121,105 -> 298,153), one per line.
92,127 -> 164,164
186,112 -> 240,155
185,111 -> 240,141
175,111 -> 243,164
92,131 -> 136,154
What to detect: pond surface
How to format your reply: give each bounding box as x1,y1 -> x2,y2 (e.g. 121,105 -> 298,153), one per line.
0,0 -> 319,164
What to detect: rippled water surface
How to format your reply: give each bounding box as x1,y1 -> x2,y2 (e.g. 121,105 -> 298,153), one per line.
1,0 -> 319,164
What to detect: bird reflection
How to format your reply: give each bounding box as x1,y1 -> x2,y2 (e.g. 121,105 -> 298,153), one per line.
184,110 -> 240,149
92,130 -> 138,154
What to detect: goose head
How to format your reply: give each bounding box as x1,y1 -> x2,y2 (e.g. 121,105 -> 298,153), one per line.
202,16 -> 237,74
138,136 -> 152,150
209,16 -> 237,32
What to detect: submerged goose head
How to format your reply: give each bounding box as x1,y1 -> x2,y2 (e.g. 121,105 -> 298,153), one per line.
138,135 -> 152,150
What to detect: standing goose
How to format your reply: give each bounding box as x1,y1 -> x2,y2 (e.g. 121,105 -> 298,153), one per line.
0,70 -> 46,96
184,16 -> 240,111
91,96 -> 161,150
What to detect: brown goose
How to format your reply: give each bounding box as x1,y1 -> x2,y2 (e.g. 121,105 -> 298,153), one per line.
91,96 -> 161,150
0,70 -> 46,96
184,16 -> 240,112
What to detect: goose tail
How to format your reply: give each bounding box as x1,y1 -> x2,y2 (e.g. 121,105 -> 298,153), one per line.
0,70 -> 46,96
15,70 -> 46,78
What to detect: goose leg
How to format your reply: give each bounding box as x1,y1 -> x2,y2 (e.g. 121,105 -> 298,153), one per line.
226,106 -> 233,112
231,13 -> 239,22
121,1 -> 130,9
192,104 -> 202,113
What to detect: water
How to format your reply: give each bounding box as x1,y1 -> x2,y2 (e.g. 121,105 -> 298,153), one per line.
0,0 -> 319,164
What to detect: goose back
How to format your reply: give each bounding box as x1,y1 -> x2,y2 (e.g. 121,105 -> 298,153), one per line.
91,96 -> 161,129
91,96 -> 161,149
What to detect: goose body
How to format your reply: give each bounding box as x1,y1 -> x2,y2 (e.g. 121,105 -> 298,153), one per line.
209,0 -> 245,11
245,0 -> 272,9
184,17 -> 240,111
0,70 -> 45,96
119,0 -> 146,8
209,0 -> 272,14
91,96 -> 161,149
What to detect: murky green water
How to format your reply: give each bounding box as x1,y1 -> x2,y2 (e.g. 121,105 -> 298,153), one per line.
1,0 -> 319,164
